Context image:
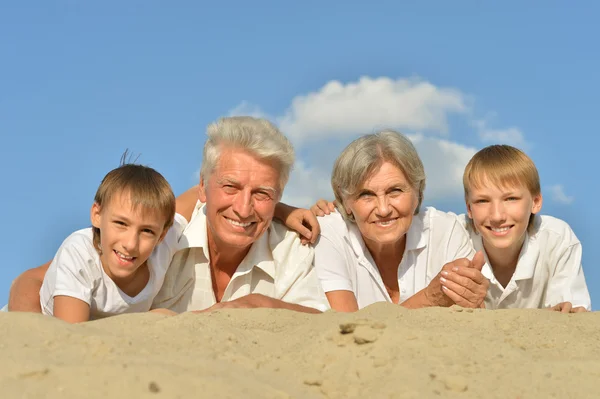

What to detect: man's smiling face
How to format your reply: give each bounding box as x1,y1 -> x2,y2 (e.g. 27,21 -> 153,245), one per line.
199,146 -> 281,252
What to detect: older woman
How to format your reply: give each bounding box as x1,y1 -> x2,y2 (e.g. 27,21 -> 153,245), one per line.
312,130 -> 488,311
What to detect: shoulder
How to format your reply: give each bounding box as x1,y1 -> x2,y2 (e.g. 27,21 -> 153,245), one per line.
420,207 -> 464,230
317,211 -> 350,238
57,228 -> 96,254
532,214 -> 580,246
268,220 -> 314,266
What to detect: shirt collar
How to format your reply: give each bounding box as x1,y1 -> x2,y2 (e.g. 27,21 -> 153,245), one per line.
178,201 -> 275,279
473,230 -> 538,282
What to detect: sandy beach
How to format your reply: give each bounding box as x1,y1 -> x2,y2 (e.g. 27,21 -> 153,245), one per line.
1,304 -> 599,398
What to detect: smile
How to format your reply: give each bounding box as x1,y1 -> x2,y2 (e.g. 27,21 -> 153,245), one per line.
373,218 -> 397,226
486,225 -> 513,235
225,217 -> 253,228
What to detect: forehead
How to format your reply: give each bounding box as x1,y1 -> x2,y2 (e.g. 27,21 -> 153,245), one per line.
468,175 -> 529,195
211,148 -> 280,186
103,191 -> 166,225
360,161 -> 408,188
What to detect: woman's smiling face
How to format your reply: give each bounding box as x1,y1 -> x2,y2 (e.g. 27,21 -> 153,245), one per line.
345,161 -> 419,250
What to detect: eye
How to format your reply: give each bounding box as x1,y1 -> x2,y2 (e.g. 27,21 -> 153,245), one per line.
254,191 -> 273,201
357,191 -> 373,199
114,220 -> 126,226
506,197 -> 519,202
142,228 -> 156,236
474,199 -> 488,204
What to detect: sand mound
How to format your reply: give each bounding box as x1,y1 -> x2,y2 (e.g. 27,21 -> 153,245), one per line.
2,304 -> 599,398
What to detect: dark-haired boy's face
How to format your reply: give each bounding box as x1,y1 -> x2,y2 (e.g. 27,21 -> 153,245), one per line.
91,192 -> 168,287
466,181 -> 542,258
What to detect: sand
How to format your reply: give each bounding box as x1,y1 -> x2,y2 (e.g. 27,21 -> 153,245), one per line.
1,304 -> 599,398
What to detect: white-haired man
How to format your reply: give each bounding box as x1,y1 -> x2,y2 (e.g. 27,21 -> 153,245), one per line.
8,116 -> 329,314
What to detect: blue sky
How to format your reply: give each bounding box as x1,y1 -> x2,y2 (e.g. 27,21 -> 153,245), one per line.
1,2 -> 598,307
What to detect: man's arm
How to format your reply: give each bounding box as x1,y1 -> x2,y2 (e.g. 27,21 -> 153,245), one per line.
196,294 -> 323,314
8,261 -> 50,312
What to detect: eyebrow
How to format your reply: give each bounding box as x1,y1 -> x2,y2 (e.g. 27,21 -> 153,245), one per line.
112,214 -> 162,231
217,177 -> 278,196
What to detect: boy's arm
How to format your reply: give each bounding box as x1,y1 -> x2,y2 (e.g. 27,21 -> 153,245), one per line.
53,296 -> 90,323
8,261 -> 50,312
175,186 -> 200,222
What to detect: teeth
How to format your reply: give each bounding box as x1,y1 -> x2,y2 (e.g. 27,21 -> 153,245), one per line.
115,250 -> 134,260
376,220 -> 395,226
227,218 -> 252,227
491,227 -> 510,233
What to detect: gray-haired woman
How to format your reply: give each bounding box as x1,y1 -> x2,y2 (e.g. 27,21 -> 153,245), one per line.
311,130 -> 488,311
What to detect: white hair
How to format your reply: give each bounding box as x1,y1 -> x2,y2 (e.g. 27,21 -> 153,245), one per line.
200,116 -> 295,194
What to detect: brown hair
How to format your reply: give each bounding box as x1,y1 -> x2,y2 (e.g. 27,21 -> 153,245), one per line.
463,144 -> 540,231
92,154 -> 175,253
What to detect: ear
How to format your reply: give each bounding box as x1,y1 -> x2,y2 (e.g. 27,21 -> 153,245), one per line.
156,226 -> 169,244
466,200 -> 473,220
198,178 -> 207,203
531,193 -> 543,214
90,202 -> 102,228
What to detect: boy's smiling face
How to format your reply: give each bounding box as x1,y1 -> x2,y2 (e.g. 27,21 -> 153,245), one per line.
91,191 -> 168,287
466,178 -> 542,256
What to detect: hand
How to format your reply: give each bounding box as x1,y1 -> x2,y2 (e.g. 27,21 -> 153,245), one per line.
282,207 -> 321,245
425,251 -> 489,308
193,294 -> 277,313
548,302 -> 588,313
310,199 -> 336,217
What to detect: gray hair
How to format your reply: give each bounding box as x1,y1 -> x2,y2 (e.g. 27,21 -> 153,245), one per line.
200,116 -> 295,195
332,130 -> 426,222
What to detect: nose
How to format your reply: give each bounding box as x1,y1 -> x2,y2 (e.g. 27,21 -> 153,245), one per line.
122,230 -> 139,253
375,195 -> 391,217
232,189 -> 253,219
490,201 -> 506,223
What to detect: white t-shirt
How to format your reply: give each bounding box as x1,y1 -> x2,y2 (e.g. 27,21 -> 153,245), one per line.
314,207 -> 475,309
151,202 -> 329,313
40,213 -> 187,320
456,214 -> 591,310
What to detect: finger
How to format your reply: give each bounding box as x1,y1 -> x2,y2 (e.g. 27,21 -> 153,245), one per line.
328,201 -> 336,212
441,286 -> 479,308
471,251 -> 485,271
310,205 -> 325,217
443,258 -> 471,271
560,302 -> 572,314
440,273 -> 486,302
293,223 -> 313,242
571,306 -> 588,313
316,199 -> 333,215
451,266 -> 487,284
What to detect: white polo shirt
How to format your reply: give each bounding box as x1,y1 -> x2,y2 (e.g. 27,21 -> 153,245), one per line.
314,207 -> 475,309
457,214 -> 591,310
151,202 -> 329,313
39,214 -> 188,320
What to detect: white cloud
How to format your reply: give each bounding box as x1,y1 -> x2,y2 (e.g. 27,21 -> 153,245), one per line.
409,134 -> 477,202
230,76 -> 469,144
225,75 -> 527,208
472,119 -> 528,148
547,184 -> 574,205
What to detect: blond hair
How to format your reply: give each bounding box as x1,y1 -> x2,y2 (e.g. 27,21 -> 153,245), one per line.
332,130 -> 426,222
463,144 -> 540,231
92,158 -> 175,253
199,116 -> 294,196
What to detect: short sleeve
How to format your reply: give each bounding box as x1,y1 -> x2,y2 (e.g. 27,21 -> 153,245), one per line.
313,215 -> 355,294
544,242 -> 591,310
40,232 -> 97,314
